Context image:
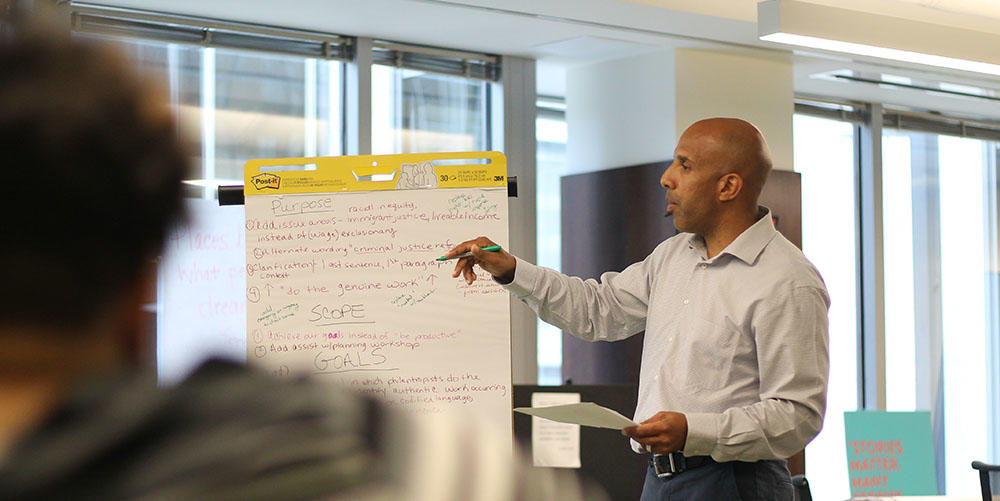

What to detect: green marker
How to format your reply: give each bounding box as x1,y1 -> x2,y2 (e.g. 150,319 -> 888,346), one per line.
437,245 -> 502,261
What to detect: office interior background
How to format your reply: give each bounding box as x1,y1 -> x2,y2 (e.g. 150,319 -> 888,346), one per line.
50,0 -> 1000,499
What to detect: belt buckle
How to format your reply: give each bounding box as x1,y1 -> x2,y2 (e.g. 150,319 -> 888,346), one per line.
653,452 -> 686,478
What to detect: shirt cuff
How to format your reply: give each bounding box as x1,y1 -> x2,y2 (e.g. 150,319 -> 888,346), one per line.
683,412 -> 720,457
500,257 -> 540,297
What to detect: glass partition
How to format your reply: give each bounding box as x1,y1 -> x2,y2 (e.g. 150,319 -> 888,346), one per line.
882,129 -> 998,495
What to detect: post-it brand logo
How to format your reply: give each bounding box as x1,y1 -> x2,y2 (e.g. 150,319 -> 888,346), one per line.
251,173 -> 281,190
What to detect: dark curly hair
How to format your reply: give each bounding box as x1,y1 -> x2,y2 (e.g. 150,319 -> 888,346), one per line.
0,17 -> 189,328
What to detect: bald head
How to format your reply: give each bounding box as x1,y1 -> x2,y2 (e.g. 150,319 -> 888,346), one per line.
682,117 -> 773,206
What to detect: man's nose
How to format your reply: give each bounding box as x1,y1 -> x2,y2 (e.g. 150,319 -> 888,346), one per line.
660,164 -> 674,189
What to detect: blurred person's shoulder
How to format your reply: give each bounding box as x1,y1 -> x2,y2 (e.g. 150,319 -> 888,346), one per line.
0,359 -> 389,499
0,360 -> 602,500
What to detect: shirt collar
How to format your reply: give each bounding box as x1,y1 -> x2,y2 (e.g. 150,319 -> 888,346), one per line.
685,206 -> 778,265
722,206 -> 778,265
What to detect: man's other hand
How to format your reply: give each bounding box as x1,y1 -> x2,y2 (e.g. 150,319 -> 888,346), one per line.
446,237 -> 516,285
622,411 -> 688,454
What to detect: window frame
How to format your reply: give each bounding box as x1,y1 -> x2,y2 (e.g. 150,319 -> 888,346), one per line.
797,96 -> 1000,492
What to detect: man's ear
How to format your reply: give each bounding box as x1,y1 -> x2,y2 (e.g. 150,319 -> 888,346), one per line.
718,173 -> 743,202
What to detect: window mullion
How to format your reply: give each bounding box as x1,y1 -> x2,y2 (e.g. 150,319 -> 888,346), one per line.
200,47 -> 216,200
345,37 -> 373,156
858,103 -> 887,410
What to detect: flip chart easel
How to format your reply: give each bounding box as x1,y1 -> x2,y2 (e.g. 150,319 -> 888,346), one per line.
242,152 -> 512,438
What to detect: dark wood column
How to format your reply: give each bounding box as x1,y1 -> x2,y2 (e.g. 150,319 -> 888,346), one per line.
559,161 -> 675,385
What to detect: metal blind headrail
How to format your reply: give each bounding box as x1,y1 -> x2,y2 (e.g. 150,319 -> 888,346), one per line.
882,108 -> 1000,142
371,40 -> 500,82
794,96 -> 866,124
70,2 -> 353,60
795,95 -> 1000,142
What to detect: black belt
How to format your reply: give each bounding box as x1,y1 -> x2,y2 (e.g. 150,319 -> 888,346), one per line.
650,452 -> 715,478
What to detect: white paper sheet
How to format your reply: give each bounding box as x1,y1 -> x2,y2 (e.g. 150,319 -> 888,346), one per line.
158,199 -> 246,384
515,402 -> 638,430
530,393 -> 581,468
244,188 -> 512,436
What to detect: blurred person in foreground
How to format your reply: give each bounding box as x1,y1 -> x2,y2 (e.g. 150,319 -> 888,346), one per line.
0,16 -> 596,501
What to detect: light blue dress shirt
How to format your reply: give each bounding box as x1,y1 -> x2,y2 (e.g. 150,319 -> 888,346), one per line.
504,209 -> 830,462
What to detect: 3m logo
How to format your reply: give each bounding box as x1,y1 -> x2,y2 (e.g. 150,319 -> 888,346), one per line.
251,172 -> 281,190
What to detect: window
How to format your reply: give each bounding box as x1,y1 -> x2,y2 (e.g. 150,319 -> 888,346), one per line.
369,40 -> 499,155
793,114 -> 860,501
111,38 -> 203,197
82,37 -> 343,196
793,104 -> 1000,498
371,66 -> 490,154
104,35 -> 344,381
882,128 -> 1000,495
212,48 -> 342,179
72,4 -> 348,196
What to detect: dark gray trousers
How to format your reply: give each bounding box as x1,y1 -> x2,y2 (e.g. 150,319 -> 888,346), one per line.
639,459 -> 793,501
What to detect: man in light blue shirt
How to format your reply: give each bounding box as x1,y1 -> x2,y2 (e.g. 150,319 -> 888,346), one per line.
447,118 -> 830,500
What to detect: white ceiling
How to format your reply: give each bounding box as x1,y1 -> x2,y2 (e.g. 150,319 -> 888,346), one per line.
95,0 -> 1000,118
621,0 -> 1000,26
874,0 -> 1000,23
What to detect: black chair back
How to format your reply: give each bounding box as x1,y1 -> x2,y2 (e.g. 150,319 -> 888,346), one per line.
972,461 -> 1000,501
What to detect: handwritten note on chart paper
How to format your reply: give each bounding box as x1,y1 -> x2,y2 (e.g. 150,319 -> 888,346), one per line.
243,152 -> 512,436
158,199 -> 246,383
